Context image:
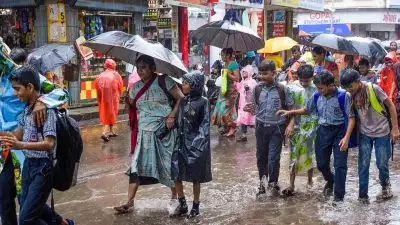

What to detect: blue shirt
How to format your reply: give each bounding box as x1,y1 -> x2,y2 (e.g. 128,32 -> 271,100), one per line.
306,89 -> 354,126
255,82 -> 294,125
18,108 -> 57,158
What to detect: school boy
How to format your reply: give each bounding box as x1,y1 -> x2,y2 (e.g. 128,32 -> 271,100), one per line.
278,70 -> 355,201
341,69 -> 399,203
244,59 -> 294,197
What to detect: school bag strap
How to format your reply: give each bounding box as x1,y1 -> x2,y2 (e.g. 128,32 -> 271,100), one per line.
254,82 -> 287,110
367,82 -> 386,116
313,92 -> 321,114
336,89 -> 358,148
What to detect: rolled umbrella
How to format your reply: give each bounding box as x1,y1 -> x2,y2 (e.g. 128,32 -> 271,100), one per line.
28,43 -> 76,74
258,37 -> 298,54
84,32 -> 187,77
191,19 -> 264,52
304,33 -> 359,55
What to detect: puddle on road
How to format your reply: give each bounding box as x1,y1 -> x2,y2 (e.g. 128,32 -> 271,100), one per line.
53,124 -> 400,225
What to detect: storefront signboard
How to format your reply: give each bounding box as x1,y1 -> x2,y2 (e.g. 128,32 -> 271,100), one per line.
272,10 -> 285,37
165,0 -> 209,8
47,3 -> 67,43
271,0 -> 324,11
297,10 -> 400,25
220,0 -> 264,9
387,0 -> 400,8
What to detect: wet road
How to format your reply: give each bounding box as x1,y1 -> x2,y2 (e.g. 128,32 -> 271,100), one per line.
53,121 -> 400,225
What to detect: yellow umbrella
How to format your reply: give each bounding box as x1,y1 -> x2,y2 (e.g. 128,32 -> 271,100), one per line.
258,37 -> 298,54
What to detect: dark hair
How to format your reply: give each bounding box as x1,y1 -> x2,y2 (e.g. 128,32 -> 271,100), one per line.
291,45 -> 300,52
312,46 -> 326,55
344,55 -> 354,62
221,48 -> 233,57
136,55 -> 156,71
297,64 -> 314,79
340,69 -> 360,87
358,58 -> 370,67
390,41 -> 397,47
9,48 -> 27,65
313,70 -> 335,86
10,65 -> 40,91
258,59 -> 276,72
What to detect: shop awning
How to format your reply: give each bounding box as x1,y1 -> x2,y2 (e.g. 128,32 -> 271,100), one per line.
0,0 -> 41,8
67,0 -> 147,13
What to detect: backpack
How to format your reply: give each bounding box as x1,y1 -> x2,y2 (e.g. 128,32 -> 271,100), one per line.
52,108 -> 83,191
254,82 -> 287,110
313,89 -> 358,148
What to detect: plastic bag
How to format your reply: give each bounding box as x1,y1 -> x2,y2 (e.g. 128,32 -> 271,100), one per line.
221,69 -> 228,96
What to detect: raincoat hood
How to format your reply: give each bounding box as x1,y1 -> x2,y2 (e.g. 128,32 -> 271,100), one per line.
240,65 -> 254,81
104,59 -> 116,70
384,53 -> 395,62
183,70 -> 204,98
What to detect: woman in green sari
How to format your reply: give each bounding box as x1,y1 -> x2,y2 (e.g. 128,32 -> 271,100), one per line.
114,55 -> 183,213
211,48 -> 240,137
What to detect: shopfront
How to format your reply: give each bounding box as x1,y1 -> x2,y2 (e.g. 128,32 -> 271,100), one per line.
66,0 -> 147,106
0,1 -> 39,49
296,9 -> 400,40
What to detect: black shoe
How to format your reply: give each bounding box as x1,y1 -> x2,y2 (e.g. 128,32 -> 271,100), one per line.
323,182 -> 333,196
378,185 -> 393,201
236,136 -> 248,142
256,183 -> 266,197
187,202 -> 200,218
171,197 -> 188,216
267,182 -> 280,191
358,196 -> 370,204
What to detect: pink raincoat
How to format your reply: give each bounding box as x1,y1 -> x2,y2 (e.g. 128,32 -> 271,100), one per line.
236,65 -> 257,126
93,59 -> 123,125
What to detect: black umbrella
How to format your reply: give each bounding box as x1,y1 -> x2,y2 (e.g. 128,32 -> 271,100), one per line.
191,19 -> 264,52
28,44 -> 76,74
303,33 -> 359,55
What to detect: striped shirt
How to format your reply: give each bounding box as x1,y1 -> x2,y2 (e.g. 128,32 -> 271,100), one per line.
18,107 -> 57,158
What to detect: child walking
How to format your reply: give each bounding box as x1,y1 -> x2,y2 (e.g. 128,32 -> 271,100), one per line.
244,60 -> 294,197
341,69 -> 399,203
278,70 -> 355,202
236,65 -> 257,142
282,64 -> 317,197
173,71 -> 212,218
0,66 -> 73,225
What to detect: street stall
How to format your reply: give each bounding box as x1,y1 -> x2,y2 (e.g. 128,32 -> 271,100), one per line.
66,0 -> 147,105
0,0 -> 38,50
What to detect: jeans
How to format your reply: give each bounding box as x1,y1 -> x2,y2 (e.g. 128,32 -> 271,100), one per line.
315,124 -> 348,201
358,134 -> 392,198
0,155 -> 18,225
19,158 -> 62,225
255,122 -> 285,184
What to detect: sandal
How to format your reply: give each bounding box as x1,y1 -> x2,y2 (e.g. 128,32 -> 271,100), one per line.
282,187 -> 295,197
223,129 -> 236,137
110,133 -> 119,137
101,135 -> 110,142
114,200 -> 134,214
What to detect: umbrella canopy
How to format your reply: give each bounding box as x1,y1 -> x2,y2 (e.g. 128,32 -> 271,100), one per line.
258,37 -> 298,54
346,37 -> 387,57
28,44 -> 76,73
84,31 -> 187,77
191,20 -> 264,52
306,33 -> 359,55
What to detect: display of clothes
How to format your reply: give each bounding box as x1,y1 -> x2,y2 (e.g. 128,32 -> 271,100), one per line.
0,8 -> 35,49
84,16 -> 104,40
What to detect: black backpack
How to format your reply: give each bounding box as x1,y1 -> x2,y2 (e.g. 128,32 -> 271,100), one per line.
52,108 -> 83,191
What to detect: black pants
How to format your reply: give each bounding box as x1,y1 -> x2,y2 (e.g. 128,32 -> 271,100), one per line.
255,123 -> 285,184
0,155 -> 18,225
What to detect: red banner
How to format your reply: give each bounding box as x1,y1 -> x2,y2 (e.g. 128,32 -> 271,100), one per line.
272,22 -> 285,37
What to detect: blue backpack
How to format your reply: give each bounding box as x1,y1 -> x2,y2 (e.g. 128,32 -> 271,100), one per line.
313,89 -> 358,148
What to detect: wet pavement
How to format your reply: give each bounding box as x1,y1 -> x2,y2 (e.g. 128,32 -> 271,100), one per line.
52,121 -> 400,225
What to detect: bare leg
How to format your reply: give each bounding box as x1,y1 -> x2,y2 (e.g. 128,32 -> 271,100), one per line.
307,168 -> 313,186
175,182 -> 185,198
289,171 -> 296,190
171,187 -> 177,199
102,125 -> 110,136
193,183 -> 201,203
110,124 -> 118,136
114,182 -> 139,213
282,167 -> 296,196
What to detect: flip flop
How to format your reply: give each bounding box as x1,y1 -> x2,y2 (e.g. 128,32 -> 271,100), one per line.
101,135 -> 110,142
114,200 -> 134,214
110,133 -> 119,137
